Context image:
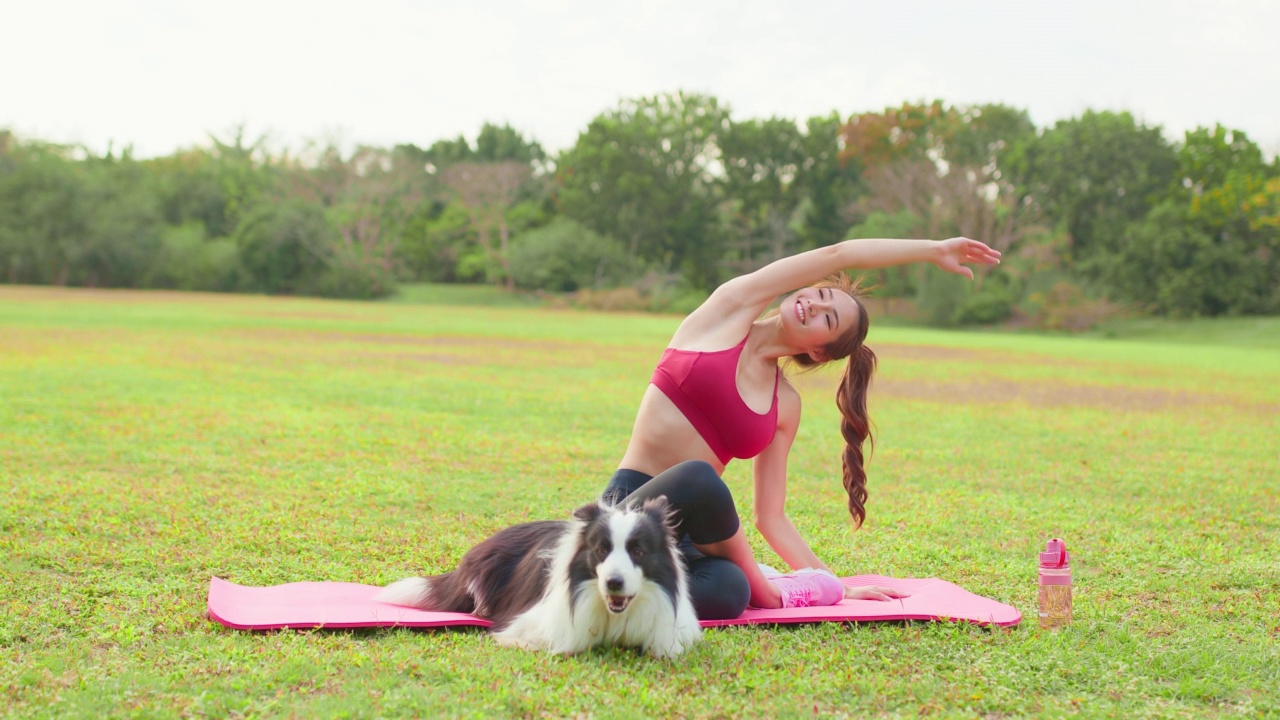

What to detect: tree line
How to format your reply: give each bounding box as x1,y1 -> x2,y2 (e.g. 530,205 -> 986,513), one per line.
2,92 -> 1277,325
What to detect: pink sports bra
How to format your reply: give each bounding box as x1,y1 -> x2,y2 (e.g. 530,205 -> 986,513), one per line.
649,337 -> 780,465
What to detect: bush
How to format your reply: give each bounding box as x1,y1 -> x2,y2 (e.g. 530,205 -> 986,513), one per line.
234,200 -> 332,295
1106,201 -> 1275,317
915,266 -> 1019,327
311,262 -> 395,299
144,223 -> 242,292
1028,281 -> 1129,332
953,274 -> 1019,326
397,202 -> 475,283
915,268 -> 968,327
508,218 -> 638,292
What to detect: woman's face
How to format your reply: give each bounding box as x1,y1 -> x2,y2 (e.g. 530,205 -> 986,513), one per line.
783,285 -> 861,360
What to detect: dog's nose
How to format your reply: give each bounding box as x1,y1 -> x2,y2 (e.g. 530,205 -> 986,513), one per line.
606,576 -> 624,593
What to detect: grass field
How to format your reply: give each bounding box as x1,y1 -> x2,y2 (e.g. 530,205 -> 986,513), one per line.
2,285 -> 1278,719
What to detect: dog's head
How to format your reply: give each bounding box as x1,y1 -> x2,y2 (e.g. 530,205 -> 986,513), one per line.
572,497 -> 679,614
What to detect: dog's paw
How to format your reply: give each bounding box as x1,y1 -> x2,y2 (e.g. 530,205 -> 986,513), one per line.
644,631 -> 700,659
645,641 -> 688,659
492,634 -> 537,652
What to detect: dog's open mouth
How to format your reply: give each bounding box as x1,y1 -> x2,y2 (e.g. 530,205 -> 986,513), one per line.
606,594 -> 633,614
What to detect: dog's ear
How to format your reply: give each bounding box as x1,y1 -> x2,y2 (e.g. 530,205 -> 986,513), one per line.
573,501 -> 605,524
640,495 -> 678,535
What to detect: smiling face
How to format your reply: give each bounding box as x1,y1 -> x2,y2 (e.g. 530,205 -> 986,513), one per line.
783,284 -> 863,362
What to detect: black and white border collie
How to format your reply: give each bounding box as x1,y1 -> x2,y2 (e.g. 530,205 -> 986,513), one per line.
377,497 -> 701,658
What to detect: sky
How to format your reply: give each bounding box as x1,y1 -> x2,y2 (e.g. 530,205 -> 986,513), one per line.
4,0 -> 1278,159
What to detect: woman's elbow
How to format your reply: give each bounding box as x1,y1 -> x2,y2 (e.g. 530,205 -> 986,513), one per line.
753,513 -> 784,535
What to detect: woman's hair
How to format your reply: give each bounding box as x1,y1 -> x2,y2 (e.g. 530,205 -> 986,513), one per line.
788,274 -> 877,529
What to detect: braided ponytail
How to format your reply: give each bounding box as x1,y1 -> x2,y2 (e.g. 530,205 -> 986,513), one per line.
836,344 -> 876,528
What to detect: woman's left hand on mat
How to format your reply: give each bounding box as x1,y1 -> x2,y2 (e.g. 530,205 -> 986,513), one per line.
845,585 -> 911,601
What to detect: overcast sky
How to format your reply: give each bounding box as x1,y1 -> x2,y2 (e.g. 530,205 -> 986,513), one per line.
4,0 -> 1278,158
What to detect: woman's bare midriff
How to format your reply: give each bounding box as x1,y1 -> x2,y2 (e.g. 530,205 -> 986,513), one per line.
617,384 -> 726,477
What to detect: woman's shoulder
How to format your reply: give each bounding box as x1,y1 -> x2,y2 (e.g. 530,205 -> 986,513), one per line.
777,375 -> 803,404
766,376 -> 803,437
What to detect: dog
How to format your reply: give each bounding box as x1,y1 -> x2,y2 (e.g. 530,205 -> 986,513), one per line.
376,496 -> 702,658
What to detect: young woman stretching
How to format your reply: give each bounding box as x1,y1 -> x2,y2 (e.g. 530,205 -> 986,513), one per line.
600,237 -> 1002,619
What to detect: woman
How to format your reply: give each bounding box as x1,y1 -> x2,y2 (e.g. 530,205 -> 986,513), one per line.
600,236 -> 1001,619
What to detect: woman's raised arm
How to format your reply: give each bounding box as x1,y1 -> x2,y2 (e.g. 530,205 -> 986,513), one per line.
717,237 -> 1000,310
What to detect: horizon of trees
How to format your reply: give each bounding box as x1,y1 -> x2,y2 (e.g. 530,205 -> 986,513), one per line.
2,93 -> 1278,326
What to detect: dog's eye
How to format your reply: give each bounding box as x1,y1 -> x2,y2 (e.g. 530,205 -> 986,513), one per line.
628,543 -> 645,560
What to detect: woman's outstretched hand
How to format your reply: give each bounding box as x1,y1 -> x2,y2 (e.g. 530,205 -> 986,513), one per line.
933,237 -> 1002,280
844,584 -> 912,601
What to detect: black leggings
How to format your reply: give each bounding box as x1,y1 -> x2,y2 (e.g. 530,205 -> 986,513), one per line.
602,460 -> 751,620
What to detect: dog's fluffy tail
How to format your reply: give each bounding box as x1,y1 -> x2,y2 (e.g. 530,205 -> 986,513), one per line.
375,577 -> 433,608
375,571 -> 476,613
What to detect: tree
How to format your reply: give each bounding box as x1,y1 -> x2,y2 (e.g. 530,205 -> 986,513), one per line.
835,102 -> 1044,326
556,91 -> 729,290
858,159 -> 1042,257
474,122 -> 546,165
839,101 -> 1035,179
1006,110 -> 1178,273
838,101 -> 1042,258
282,142 -> 430,295
74,149 -> 165,287
399,122 -> 545,173
1182,169 -> 1280,313
395,123 -> 546,287
718,116 -> 807,273
0,138 -> 164,288
793,112 -> 864,251
439,160 -> 532,289
840,101 -> 952,169
396,201 -> 476,282
945,103 -> 1037,177
1088,125 -> 1278,316
1108,201 -> 1247,316
1176,124 -> 1269,194
0,138 -> 85,284
145,126 -> 276,240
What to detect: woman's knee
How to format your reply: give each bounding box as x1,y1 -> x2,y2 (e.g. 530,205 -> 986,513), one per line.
667,460 -> 734,508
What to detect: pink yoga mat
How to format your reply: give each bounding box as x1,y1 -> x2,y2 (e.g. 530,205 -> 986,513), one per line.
207,575 -> 1021,630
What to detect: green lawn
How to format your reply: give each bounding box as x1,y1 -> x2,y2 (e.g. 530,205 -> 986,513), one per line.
2,285 -> 1277,719
1088,314 -> 1280,348
382,282 -> 548,308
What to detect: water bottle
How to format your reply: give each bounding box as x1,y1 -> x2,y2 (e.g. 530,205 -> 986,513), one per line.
1038,538 -> 1072,629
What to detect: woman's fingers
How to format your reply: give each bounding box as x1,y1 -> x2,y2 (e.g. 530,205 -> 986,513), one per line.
874,585 -> 912,599
938,237 -> 1001,275
845,585 -> 912,601
958,239 -> 1000,261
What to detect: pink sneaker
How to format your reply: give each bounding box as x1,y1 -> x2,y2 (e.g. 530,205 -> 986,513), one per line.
771,571 -> 845,608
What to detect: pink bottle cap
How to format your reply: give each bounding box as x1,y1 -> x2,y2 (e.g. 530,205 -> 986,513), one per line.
1039,538 -> 1069,567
